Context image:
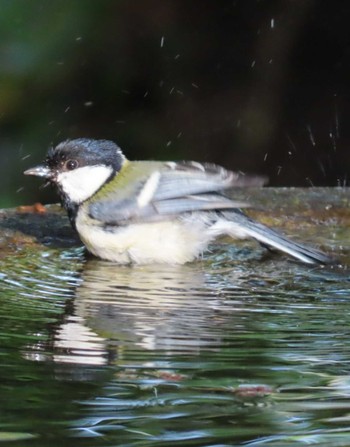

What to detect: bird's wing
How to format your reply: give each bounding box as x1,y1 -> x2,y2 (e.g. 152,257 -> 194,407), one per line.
88,160 -> 266,224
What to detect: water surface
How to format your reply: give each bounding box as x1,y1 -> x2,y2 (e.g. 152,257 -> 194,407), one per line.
0,220 -> 350,446
0,192 -> 350,447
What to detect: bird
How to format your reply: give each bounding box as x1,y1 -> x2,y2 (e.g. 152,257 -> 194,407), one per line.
24,138 -> 333,265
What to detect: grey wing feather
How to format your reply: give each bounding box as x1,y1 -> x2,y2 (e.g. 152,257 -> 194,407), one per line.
154,194 -> 249,215
89,162 -> 265,224
153,162 -> 265,200
90,194 -> 250,224
90,198 -> 149,223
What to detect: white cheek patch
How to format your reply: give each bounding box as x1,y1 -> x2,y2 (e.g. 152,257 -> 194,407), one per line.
57,165 -> 113,203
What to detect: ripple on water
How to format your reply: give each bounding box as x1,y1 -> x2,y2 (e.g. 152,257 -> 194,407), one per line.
1,241 -> 350,446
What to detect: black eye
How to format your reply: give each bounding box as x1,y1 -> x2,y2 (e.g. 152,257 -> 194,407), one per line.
65,159 -> 78,170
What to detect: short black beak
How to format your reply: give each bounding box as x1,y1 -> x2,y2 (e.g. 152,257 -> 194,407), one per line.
24,164 -> 51,178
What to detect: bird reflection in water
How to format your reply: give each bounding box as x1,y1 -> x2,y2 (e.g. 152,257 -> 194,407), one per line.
60,259 -> 230,364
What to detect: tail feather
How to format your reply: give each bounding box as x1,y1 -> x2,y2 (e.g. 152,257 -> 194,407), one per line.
221,211 -> 334,265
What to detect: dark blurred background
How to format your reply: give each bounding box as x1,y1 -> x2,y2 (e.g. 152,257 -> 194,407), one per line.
1,0 -> 350,207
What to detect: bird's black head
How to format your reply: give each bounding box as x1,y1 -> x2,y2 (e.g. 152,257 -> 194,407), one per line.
24,138 -> 126,224
45,138 -> 124,175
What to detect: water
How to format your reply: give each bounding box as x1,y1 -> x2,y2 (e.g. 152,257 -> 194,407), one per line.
0,235 -> 350,446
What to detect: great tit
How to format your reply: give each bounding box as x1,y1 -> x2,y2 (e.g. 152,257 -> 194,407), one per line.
24,138 -> 332,265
